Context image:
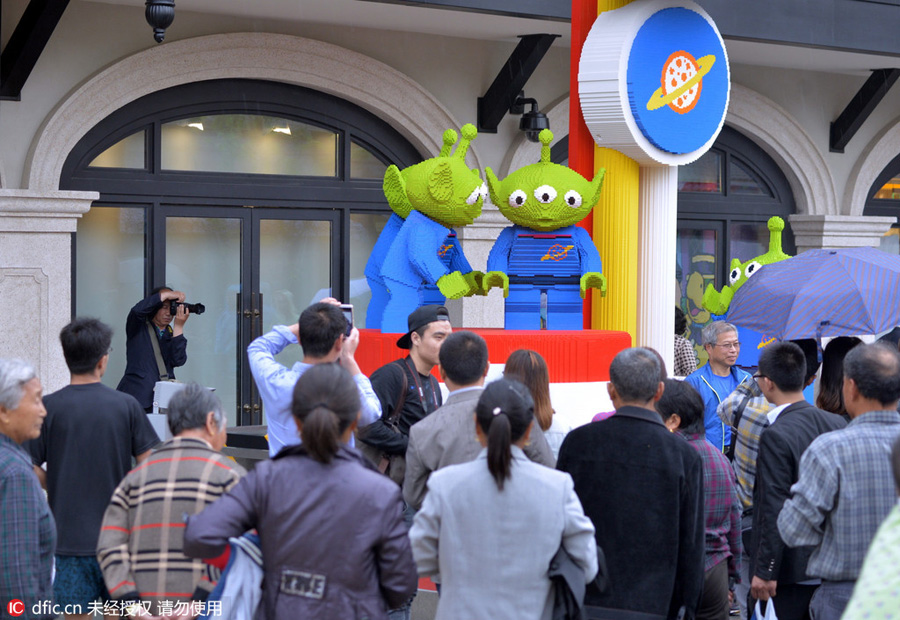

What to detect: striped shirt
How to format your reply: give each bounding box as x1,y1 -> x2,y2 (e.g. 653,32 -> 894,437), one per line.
680,431 -> 742,577
777,410 -> 900,581
716,379 -> 772,512
97,437 -> 245,613
0,433 -> 57,620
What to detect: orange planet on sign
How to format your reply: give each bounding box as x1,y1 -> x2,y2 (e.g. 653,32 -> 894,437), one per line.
646,50 -> 716,114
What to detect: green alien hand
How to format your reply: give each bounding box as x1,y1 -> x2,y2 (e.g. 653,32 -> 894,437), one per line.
462,271 -> 487,296
581,272 -> 607,299
437,271 -> 470,300
702,283 -> 733,316
482,271 -> 510,297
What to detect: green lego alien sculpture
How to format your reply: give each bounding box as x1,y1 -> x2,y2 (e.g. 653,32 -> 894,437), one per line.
701,216 -> 792,315
482,128 -> 607,329
375,123 -> 488,333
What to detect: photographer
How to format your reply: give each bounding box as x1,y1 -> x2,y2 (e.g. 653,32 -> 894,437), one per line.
117,287 -> 191,411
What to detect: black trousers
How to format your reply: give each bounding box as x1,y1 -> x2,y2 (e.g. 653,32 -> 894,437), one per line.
697,561 -> 730,620
753,583 -> 817,620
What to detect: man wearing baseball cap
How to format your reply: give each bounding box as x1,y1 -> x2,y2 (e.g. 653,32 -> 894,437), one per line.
357,304 -> 451,620
358,305 -> 451,481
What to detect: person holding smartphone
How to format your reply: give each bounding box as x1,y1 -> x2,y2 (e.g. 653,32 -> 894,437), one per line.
246,298 -> 381,457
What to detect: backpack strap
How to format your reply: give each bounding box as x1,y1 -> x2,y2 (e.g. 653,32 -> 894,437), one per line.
147,322 -> 169,381
387,359 -> 409,427
725,389 -> 753,461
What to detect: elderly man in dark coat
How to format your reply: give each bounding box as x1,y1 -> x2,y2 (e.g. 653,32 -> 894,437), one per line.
558,347 -> 705,620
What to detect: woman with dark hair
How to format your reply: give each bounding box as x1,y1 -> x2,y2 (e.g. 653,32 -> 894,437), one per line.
184,363 -> 417,619
409,378 -> 597,619
816,336 -> 862,420
504,349 -> 571,458
657,379 -> 741,620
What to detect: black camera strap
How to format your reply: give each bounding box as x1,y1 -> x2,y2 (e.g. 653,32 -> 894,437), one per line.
146,322 -> 170,381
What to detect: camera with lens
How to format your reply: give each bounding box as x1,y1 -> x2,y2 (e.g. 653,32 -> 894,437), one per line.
168,301 -> 206,315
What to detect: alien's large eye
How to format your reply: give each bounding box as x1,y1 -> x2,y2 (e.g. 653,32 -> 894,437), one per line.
466,185 -> 482,205
563,190 -> 583,208
729,267 -> 741,285
509,190 -> 528,208
534,185 -> 557,204
744,261 -> 763,280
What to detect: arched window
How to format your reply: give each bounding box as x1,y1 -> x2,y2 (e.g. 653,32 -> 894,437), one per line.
676,126 -> 796,359
863,151 -> 900,254
62,79 -> 422,425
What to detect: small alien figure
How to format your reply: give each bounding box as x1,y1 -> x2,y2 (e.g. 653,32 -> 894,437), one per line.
702,215 -> 792,367
702,216 -> 791,316
372,124 -> 487,333
483,129 -> 606,330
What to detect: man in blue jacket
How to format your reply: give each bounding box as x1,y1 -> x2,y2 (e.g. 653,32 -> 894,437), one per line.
686,321 -> 750,453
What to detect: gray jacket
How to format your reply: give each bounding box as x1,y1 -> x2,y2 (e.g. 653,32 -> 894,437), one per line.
410,447 -> 598,620
184,445 -> 417,620
403,386 -> 557,510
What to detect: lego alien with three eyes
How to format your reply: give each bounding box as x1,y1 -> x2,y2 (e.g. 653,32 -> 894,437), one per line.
368,124 -> 487,333
483,129 -> 606,329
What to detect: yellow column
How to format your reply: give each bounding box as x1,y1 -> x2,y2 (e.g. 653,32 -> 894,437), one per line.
591,0 -> 640,336
592,148 -> 639,334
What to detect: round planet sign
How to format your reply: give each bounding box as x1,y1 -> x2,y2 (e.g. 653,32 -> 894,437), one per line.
579,0 -> 730,166
628,7 -> 728,155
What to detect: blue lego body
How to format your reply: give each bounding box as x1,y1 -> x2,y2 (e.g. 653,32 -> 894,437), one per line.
364,213 -> 404,329
379,210 -> 473,333
487,224 -> 602,330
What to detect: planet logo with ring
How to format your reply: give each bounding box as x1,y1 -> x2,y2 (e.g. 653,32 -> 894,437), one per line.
646,51 -> 716,114
624,5 -> 730,157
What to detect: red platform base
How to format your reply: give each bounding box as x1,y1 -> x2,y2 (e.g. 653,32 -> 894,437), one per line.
355,328 -> 632,383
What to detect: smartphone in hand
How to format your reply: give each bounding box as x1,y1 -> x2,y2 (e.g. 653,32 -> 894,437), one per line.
339,304 -> 354,336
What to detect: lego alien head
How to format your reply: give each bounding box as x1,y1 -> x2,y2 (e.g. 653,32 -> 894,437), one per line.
728,216 -> 791,289
485,129 -> 605,232
702,216 -> 792,315
382,124 -> 486,227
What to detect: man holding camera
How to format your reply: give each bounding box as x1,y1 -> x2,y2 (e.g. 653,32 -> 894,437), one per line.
247,298 -> 382,457
117,287 -> 191,411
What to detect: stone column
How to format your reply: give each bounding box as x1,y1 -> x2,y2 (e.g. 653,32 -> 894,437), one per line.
637,166 -> 678,371
454,203 -> 508,328
0,190 -> 97,392
788,214 -> 897,253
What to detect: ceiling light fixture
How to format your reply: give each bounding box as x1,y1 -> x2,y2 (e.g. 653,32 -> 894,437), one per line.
145,0 -> 176,44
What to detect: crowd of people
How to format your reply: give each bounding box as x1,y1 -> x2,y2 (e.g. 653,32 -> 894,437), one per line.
2,296 -> 900,620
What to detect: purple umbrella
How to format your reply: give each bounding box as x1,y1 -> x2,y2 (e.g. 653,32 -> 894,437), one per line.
726,247 -> 900,341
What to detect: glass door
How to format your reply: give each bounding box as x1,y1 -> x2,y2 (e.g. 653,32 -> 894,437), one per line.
160,206 -> 339,427
676,221 -> 725,366
161,209 -> 248,426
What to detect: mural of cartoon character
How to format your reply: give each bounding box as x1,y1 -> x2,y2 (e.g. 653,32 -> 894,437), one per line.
702,216 -> 792,366
375,124 -> 487,333
483,129 -> 606,330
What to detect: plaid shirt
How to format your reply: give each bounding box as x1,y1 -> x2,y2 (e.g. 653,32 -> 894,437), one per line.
674,335 -> 698,377
716,379 -> 772,513
777,410 -> 900,581
0,433 -> 56,620
96,437 -> 245,613
679,431 -> 742,578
